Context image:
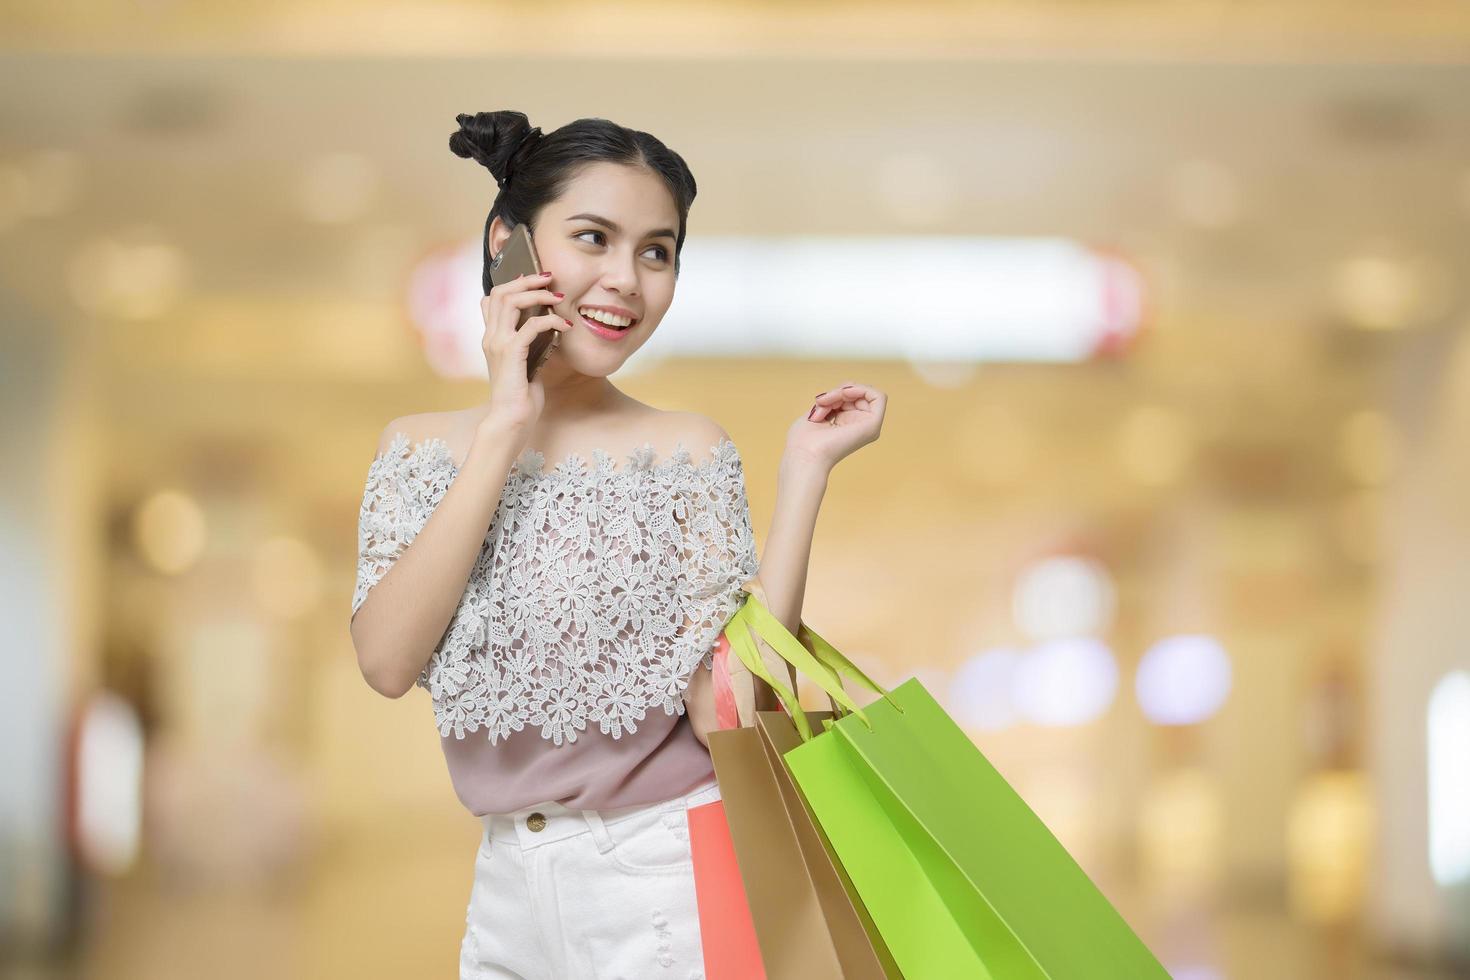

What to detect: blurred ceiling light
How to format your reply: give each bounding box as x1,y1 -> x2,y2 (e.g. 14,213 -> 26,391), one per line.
74,691 -> 144,876
67,227 -> 188,320
132,489 -> 207,575
251,535 -> 323,621
1117,404 -> 1194,488
1135,635 -> 1232,726
1012,555 -> 1116,641
1165,158 -> 1240,230
1012,637 -> 1118,727
948,648 -> 1023,731
956,403 -> 1034,487
1330,251 -> 1450,331
1286,770 -> 1373,922
1336,409 -> 1398,486
298,151 -> 379,224
874,150 -> 956,228
669,235 -> 1146,361
1428,671 -> 1470,886
406,235 -> 1145,379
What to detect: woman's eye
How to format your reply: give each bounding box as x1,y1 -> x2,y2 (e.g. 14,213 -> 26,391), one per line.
575,231 -> 669,263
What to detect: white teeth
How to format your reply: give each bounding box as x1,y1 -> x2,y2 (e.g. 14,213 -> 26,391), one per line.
578,307 -> 633,328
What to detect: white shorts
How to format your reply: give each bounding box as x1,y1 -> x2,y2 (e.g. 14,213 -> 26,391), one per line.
459,778 -> 723,980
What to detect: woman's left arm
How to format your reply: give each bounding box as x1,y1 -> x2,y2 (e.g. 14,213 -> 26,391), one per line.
756,381 -> 888,637
685,383 -> 886,746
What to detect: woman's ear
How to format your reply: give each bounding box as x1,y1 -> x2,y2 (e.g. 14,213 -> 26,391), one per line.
487,214 -> 512,260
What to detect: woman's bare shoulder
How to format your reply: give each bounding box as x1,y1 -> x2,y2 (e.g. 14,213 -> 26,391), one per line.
654,410 -> 735,463
373,409 -> 468,457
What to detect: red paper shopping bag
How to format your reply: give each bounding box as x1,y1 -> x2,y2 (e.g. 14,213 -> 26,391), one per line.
688,799 -> 767,979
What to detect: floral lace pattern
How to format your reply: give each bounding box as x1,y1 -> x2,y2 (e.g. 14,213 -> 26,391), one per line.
352,431 -> 761,745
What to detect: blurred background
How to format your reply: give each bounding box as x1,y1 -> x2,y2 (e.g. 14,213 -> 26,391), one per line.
2,3 -> 1469,978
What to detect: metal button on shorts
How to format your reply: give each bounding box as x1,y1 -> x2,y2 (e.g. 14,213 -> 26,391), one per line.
526,812 -> 547,832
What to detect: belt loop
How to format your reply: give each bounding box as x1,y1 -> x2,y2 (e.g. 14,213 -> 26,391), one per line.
583,808 -> 614,854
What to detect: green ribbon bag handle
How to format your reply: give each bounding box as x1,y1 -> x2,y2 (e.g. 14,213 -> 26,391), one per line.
724,592 -> 903,741
724,613 -> 817,740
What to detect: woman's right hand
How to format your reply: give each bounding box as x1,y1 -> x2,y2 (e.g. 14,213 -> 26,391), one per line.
480,270 -> 570,434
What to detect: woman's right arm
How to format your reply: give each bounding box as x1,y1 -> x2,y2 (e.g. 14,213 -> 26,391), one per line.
349,417 -> 522,699
349,256 -> 569,698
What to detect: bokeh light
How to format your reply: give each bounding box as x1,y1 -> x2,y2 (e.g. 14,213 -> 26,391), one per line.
1135,635 -> 1233,726
1012,554 -> 1116,641
1286,770 -> 1373,923
948,648 -> 1023,731
1428,670 -> 1470,887
74,691 -> 144,876
132,489 -> 207,576
1012,637 -> 1119,727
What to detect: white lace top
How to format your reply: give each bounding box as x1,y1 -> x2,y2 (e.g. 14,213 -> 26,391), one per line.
351,430 -> 762,748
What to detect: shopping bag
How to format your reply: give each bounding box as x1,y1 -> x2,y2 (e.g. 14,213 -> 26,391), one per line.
688,799 -> 767,980
756,709 -> 903,979
723,592 -> 1170,980
698,576 -> 897,979
708,709 -> 900,979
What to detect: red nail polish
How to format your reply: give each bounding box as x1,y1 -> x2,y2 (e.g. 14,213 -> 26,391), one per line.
553,291 -> 564,298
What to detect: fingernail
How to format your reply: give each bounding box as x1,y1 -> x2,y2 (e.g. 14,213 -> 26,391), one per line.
814,392 -> 826,399
540,271 -> 553,276
841,384 -> 857,390
563,318 -> 572,325
807,406 -> 818,420
553,291 -> 564,298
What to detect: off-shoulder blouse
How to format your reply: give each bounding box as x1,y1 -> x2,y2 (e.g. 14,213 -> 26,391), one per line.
351,430 -> 761,814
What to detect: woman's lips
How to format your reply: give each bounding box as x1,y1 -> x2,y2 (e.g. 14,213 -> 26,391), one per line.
578,310 -> 636,340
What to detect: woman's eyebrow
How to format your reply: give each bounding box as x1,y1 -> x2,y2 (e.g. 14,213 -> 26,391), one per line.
565,212 -> 677,242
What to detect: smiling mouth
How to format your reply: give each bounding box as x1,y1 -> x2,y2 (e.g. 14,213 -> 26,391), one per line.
577,310 -> 640,339
577,309 -> 639,332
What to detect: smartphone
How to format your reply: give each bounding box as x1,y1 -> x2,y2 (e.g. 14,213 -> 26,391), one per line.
488,223 -> 558,382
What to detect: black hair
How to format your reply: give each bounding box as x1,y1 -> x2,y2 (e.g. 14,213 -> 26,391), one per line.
449,110 -> 697,295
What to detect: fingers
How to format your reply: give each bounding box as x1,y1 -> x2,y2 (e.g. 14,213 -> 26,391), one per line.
809,382 -> 883,423
522,312 -> 570,343
814,382 -> 871,403
482,287 -> 562,322
813,384 -> 874,408
481,273 -> 565,347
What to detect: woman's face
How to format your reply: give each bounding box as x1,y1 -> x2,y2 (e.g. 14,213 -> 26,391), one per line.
488,161 -> 680,382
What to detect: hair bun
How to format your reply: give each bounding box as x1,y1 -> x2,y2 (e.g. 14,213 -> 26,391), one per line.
450,110 -> 544,189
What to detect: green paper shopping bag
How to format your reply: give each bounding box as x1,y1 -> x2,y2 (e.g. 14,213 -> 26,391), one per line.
722,594 -> 1170,980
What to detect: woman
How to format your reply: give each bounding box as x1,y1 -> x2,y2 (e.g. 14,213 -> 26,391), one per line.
348,110 -> 886,979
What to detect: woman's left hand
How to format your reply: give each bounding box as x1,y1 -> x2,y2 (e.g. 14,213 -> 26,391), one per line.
783,381 -> 887,473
